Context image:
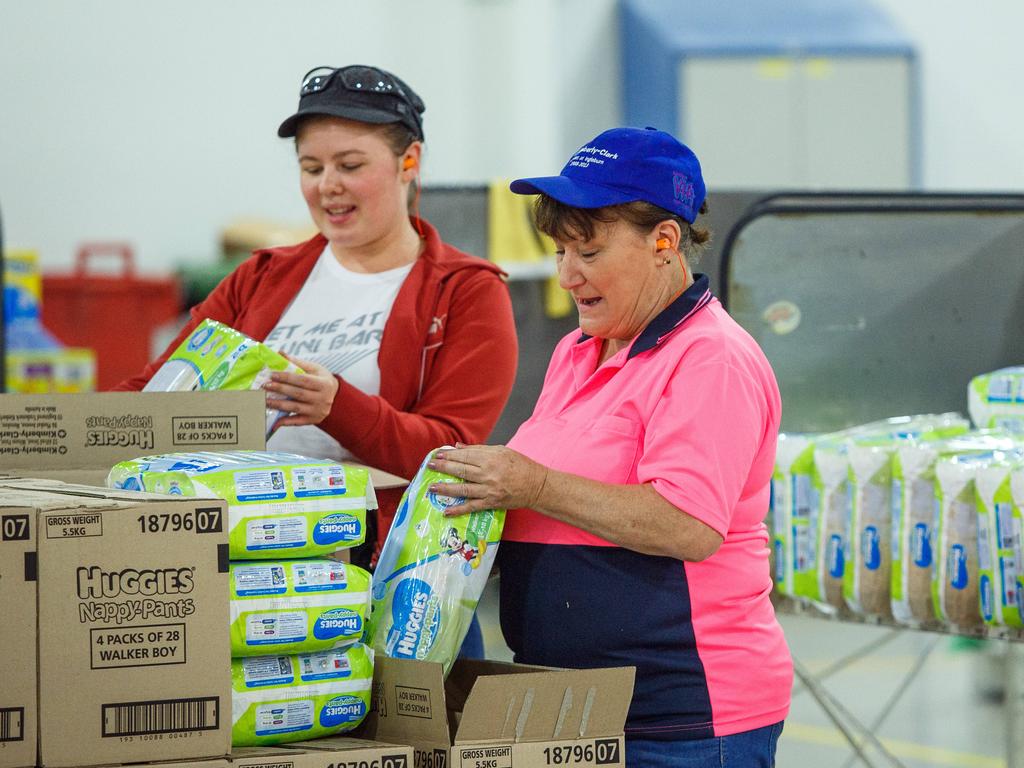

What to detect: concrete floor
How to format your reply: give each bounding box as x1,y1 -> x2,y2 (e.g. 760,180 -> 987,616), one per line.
475,577 -> 1020,767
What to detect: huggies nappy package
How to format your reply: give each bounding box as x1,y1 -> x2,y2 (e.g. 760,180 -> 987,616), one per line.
892,442 -> 943,626
933,452 -> 1012,630
770,434 -> 815,596
974,461 -> 1024,628
1013,469 -> 1024,627
891,432 -> 1017,625
230,559 -> 371,656
231,644 -> 373,746
364,448 -> 505,676
845,444 -> 896,618
968,366 -> 1024,434
108,451 -> 375,558
806,441 -> 852,610
143,319 -> 303,437
843,414 -> 969,619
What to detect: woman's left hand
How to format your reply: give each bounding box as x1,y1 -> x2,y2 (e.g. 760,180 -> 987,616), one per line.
427,444 -> 548,515
264,353 -> 340,427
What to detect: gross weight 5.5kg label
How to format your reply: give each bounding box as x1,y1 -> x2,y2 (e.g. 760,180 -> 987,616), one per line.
457,746 -> 511,768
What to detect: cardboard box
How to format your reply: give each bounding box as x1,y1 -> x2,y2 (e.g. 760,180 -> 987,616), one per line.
360,658 -> 634,768
0,481 -> 232,767
0,391 -> 409,490
0,391 -> 267,486
0,499 -> 36,768
230,739 -> 413,768
0,392 -> 407,766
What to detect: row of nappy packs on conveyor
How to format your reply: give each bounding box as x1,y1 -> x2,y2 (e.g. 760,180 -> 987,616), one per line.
108,316 -> 506,747
771,366 -> 1024,632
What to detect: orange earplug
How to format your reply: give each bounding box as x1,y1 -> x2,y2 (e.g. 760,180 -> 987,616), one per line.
656,237 -> 670,249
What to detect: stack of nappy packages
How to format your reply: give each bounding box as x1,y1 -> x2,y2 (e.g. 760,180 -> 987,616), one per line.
891,431 -> 1017,626
933,442 -> 1024,632
142,318 -> 303,437
107,450 -> 376,745
843,415 -> 971,620
771,387 -> 1024,633
771,414 -> 969,617
364,447 -> 506,676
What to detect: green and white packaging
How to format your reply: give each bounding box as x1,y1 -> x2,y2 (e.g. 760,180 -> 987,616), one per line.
143,319 -> 302,436
933,449 -> 1024,629
1013,469 -> 1024,626
975,460 -> 1024,628
968,366 -> 1024,434
891,432 -> 1017,625
799,438 -> 852,610
365,448 -> 505,676
108,450 -> 375,558
846,443 -> 897,618
230,559 -> 371,656
231,643 -> 373,746
843,414 -> 969,618
770,434 -> 816,596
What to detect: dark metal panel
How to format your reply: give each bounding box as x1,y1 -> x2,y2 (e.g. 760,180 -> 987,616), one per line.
721,194 -> 1024,432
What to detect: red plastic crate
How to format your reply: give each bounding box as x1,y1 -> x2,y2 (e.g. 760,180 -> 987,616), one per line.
41,242 -> 183,390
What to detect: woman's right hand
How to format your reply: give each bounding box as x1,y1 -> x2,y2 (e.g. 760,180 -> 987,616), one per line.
426,444 -> 549,515
264,354 -> 340,427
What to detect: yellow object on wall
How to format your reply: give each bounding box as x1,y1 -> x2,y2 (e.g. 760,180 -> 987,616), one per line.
487,180 -> 572,319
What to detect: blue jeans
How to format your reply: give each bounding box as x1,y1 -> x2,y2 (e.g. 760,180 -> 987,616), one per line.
457,613 -> 485,659
625,721 -> 784,767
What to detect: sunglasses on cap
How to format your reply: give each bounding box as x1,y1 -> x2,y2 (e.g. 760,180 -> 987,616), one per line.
300,65 -> 424,109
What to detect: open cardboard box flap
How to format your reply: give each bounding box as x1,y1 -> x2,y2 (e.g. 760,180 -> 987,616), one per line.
0,477 -> 185,502
0,483 -> 150,511
0,391 -> 266,471
366,657 -> 634,749
454,665 -> 635,744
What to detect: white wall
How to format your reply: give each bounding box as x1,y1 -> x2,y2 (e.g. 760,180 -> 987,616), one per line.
1,0 -> 1021,273
0,0 -> 574,271
871,0 -> 1024,191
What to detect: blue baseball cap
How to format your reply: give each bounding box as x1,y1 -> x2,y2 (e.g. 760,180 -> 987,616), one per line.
509,126 -> 706,223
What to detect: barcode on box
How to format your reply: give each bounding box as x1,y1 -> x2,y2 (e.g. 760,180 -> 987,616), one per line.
102,696 -> 219,737
0,708 -> 24,741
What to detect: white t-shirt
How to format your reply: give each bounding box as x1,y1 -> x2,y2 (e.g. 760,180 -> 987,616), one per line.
265,246 -> 413,461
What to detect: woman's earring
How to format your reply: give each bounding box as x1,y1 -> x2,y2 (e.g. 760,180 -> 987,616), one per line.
663,258 -> 672,265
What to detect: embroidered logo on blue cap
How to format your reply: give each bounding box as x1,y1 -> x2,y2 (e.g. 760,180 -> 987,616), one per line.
509,126 -> 706,223
673,172 -> 696,211
568,145 -> 620,169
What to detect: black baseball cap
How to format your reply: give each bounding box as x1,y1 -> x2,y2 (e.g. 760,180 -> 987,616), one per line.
277,64 -> 426,141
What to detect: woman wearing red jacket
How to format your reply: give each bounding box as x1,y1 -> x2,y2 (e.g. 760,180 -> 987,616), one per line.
117,65 -> 518,582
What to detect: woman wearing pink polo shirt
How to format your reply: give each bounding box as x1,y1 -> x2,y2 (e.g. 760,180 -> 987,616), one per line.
428,127 -> 791,767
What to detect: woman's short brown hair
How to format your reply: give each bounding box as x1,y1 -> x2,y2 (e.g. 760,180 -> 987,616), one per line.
533,196 -> 711,261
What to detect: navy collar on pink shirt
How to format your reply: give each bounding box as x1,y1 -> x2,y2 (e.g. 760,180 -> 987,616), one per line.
576,273 -> 714,360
